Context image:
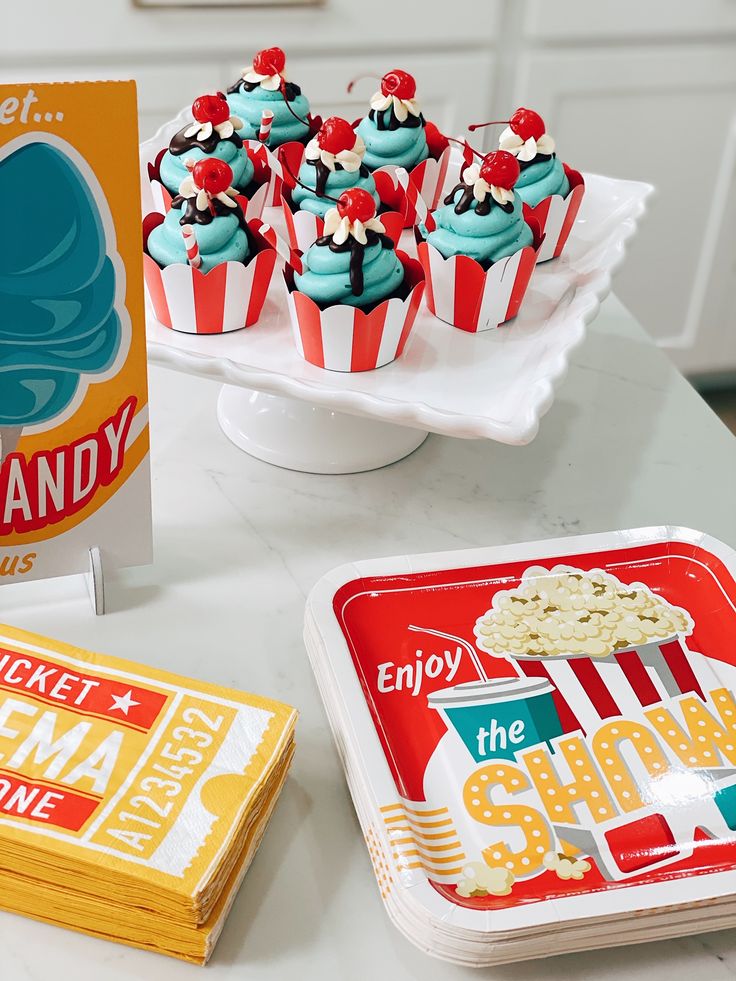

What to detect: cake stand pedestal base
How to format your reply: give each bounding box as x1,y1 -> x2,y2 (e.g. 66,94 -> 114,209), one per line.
216,384 -> 429,474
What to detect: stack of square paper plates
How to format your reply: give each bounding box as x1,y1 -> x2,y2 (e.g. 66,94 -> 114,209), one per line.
0,624 -> 296,963
305,527 -> 736,965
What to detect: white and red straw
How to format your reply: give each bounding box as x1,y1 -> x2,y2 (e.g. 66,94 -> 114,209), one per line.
181,223 -> 202,269
395,166 -> 436,232
251,217 -> 303,274
258,109 -> 274,143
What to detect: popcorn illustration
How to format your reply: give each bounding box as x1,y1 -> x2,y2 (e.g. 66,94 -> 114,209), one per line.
474,566 -> 692,659
473,566 -> 711,734
542,851 -> 591,881
456,861 -> 514,898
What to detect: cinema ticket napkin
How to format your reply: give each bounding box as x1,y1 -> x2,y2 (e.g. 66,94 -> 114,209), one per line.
0,623 -> 296,963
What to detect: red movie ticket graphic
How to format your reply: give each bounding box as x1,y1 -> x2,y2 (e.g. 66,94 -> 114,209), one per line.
0,770 -> 100,831
0,648 -> 167,731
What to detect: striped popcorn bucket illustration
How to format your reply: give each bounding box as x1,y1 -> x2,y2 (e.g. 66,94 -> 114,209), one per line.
513,636 -> 717,738
142,211 -> 277,334
145,145 -> 270,221
281,199 -> 405,255
416,226 -> 541,333
522,166 -> 585,263
282,253 -> 425,372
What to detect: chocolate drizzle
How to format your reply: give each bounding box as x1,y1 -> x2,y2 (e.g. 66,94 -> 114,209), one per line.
171,194 -> 249,232
368,107 -> 425,132
314,229 -> 393,296
519,151 -> 553,172
443,183 -> 514,217
304,157 -> 370,197
169,124 -> 242,157
227,77 -> 302,102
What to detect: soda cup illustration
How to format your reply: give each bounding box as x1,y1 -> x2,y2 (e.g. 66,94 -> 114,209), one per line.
428,675 -> 563,763
412,625 -> 563,764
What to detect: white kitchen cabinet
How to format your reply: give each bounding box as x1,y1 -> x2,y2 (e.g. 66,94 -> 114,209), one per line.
508,44 -> 736,374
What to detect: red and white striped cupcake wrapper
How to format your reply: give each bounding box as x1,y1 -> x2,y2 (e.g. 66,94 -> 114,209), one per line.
283,253 -> 425,372
146,145 -> 271,221
142,211 -> 277,334
522,166 -> 585,263
281,200 -> 405,255
373,145 -> 457,229
514,636 -> 719,738
417,222 -> 542,333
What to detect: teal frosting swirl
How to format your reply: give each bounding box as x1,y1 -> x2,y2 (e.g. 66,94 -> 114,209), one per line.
227,86 -> 311,148
159,139 -> 254,197
147,203 -> 249,273
356,111 -> 429,171
0,142 -> 122,428
515,156 -> 570,207
422,192 -> 533,267
291,162 -> 379,219
294,238 -> 404,308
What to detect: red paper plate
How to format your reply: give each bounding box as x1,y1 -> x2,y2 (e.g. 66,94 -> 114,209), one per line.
306,527 -> 736,941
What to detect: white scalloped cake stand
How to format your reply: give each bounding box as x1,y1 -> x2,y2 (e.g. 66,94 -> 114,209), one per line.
141,123 -> 651,473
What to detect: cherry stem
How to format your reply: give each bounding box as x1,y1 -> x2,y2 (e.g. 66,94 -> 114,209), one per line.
282,159 -> 341,203
467,119 -> 509,132
347,73 -> 381,94
277,78 -> 312,128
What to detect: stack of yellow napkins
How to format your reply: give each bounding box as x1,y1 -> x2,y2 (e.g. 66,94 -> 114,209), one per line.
0,623 -> 296,963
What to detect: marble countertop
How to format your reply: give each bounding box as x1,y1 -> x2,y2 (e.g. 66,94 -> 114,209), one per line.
2,295 -> 736,980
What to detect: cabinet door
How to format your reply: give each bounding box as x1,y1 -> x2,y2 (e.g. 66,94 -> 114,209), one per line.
525,0 -> 736,40
512,46 -> 736,372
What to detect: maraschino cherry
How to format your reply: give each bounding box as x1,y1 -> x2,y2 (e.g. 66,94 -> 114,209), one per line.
479,150 -> 520,189
508,107 -> 545,142
380,69 -> 416,100
347,68 -> 417,100
336,187 -> 376,224
253,46 -> 286,76
468,107 -> 547,141
192,158 -> 233,195
317,117 -> 356,154
191,93 -> 230,126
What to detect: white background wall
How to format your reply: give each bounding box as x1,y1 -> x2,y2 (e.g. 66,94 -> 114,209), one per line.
2,0 -> 735,377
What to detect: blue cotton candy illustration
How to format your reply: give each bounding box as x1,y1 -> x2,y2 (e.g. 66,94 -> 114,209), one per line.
0,141 -> 122,457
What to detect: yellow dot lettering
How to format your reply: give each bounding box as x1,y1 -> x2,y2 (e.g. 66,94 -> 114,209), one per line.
593,720 -> 669,812
644,689 -> 736,768
463,763 -> 552,878
521,738 -> 617,825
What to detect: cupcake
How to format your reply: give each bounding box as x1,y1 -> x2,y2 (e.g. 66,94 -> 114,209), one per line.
147,159 -> 249,272
157,93 -> 254,198
353,69 -> 429,172
291,117 -> 379,219
281,115 -> 408,254
143,159 -> 277,334
470,107 -> 585,261
494,108 -> 570,207
423,150 -> 534,265
294,189 -> 403,307
350,70 -> 452,227
283,188 -> 425,371
415,149 -> 540,333
226,46 -> 313,149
